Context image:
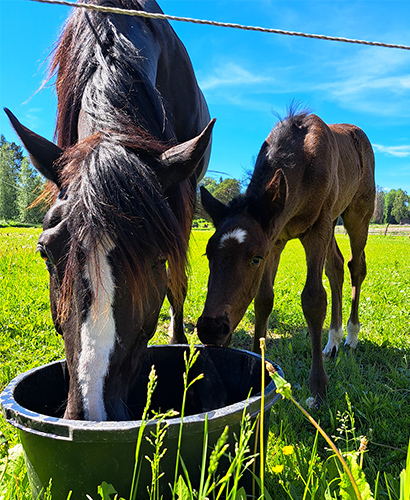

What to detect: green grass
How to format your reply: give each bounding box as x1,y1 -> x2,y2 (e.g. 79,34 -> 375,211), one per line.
0,228 -> 64,394
1,228 -> 409,498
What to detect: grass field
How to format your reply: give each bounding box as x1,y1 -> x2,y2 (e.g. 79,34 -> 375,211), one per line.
1,227 -> 409,498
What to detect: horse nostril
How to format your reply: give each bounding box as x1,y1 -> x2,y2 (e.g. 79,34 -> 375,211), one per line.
196,315 -> 231,346
221,317 -> 230,336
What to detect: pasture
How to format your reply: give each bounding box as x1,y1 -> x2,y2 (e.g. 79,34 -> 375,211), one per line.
1,227 -> 409,498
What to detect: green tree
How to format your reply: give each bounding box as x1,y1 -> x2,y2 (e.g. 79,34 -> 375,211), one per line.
17,157 -> 45,223
212,178 -> 241,205
196,176 -> 242,221
201,177 -> 218,195
383,189 -> 397,224
391,188 -> 409,223
0,135 -> 21,221
372,186 -> 385,224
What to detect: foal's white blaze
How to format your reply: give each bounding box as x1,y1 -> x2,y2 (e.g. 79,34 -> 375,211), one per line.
323,327 -> 343,356
78,238 -> 116,421
345,319 -> 360,349
219,228 -> 248,249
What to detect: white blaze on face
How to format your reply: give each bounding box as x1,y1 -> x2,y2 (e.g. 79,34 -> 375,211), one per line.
218,228 -> 248,249
78,237 -> 116,421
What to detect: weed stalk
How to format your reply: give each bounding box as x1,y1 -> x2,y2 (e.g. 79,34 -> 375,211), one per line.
129,364 -> 158,500
266,361 -> 363,500
172,342 -> 204,499
260,337 -> 266,499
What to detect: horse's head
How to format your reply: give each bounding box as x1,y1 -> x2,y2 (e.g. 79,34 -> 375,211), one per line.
197,169 -> 287,348
6,108 -> 214,420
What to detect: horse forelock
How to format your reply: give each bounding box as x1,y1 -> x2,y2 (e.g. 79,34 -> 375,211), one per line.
56,133 -> 190,322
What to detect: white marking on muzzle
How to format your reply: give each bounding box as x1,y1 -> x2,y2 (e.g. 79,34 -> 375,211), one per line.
219,228 -> 248,248
78,237 -> 116,421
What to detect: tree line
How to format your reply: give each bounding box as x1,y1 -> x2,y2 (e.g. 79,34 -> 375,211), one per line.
372,186 -> 410,224
0,136 -> 46,224
1,136 -> 409,226
195,176 -> 241,221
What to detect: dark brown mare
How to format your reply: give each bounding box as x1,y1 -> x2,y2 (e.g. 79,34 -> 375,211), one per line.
197,110 -> 375,405
6,0 -> 214,420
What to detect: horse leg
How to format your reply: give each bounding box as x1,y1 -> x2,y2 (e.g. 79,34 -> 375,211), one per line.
300,218 -> 332,404
323,230 -> 345,357
167,274 -> 188,344
253,241 -> 285,353
342,213 -> 371,349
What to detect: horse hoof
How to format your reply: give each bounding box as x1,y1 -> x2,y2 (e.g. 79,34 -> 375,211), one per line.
306,396 -> 321,410
306,394 -> 326,410
323,344 -> 339,358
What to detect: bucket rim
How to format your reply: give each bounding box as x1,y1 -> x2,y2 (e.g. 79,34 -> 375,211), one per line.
0,345 -> 283,442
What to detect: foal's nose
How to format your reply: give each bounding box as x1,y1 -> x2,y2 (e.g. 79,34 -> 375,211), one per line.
196,313 -> 231,347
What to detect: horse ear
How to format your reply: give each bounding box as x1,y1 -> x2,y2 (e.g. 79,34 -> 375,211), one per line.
158,119 -> 216,190
200,186 -> 227,227
262,169 -> 287,225
4,108 -> 64,189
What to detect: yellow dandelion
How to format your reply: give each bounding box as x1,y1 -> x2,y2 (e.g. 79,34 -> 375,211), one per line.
282,445 -> 294,455
272,464 -> 284,474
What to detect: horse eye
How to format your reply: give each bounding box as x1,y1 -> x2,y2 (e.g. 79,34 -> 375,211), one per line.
36,244 -> 54,270
250,255 -> 263,267
154,256 -> 167,269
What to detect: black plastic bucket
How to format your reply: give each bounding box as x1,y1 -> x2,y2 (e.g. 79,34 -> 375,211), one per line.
0,345 -> 283,499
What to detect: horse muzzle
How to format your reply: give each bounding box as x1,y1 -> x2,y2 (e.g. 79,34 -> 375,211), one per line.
196,313 -> 232,347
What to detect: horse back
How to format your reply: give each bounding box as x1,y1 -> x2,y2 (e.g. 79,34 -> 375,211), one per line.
328,122 -> 375,218
127,0 -> 211,177
288,114 -> 374,221
136,1 -> 210,143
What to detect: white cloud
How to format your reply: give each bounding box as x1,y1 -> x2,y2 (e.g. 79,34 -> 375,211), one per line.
373,144 -> 410,157
199,62 -> 273,91
22,108 -> 43,131
300,46 -> 410,116
328,74 -> 410,98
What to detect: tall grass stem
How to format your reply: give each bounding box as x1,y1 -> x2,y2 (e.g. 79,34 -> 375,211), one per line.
266,363 -> 363,500
260,337 -> 266,498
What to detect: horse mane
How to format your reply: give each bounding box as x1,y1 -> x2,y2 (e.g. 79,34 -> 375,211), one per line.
48,0 -> 193,318
245,107 -> 310,201
50,0 -> 168,148
217,107 -> 311,227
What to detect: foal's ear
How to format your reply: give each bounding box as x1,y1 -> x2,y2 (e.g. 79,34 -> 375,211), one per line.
262,169 -> 287,225
200,186 -> 227,227
4,108 -> 64,189
158,119 -> 216,191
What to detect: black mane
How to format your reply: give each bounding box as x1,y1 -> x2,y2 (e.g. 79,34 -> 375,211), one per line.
245,109 -> 310,200
51,0 -> 171,148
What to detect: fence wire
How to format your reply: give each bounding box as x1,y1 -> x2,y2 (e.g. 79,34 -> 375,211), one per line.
30,0 -> 410,51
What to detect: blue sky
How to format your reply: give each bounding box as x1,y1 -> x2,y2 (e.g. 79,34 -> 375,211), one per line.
1,0 -> 409,192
